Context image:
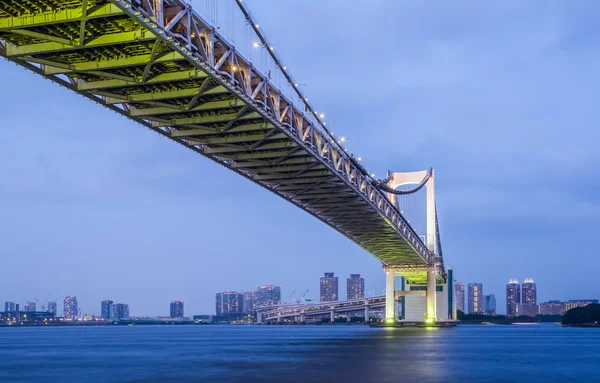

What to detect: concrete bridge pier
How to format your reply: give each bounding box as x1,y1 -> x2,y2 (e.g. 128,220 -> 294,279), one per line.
300,313 -> 305,322
364,305 -> 370,323
426,267 -> 437,323
385,269 -> 396,323
257,312 -> 263,324
330,310 -> 335,323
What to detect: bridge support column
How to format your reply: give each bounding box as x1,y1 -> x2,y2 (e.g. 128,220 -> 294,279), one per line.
256,312 -> 263,324
426,268 -> 437,323
385,269 -> 396,323
364,305 -> 370,323
330,310 -> 335,323
300,313 -> 305,323
346,313 -> 351,322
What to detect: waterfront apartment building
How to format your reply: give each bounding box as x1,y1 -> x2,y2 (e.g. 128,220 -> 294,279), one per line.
170,301 -> 184,318
320,273 -> 339,302
243,291 -> 255,313
4,302 -> 15,312
522,278 -> 537,305
110,303 -> 130,321
24,301 -> 36,312
454,282 -> 465,313
565,299 -> 599,311
47,302 -> 57,315
539,301 -> 566,316
467,283 -> 483,314
506,280 -> 521,316
216,292 -> 244,315
516,304 -> 539,316
63,296 -> 78,319
101,300 -> 113,320
347,274 -> 365,299
485,294 -> 497,315
255,285 -> 281,308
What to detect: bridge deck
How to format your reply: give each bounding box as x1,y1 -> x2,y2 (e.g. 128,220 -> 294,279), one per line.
0,0 -> 435,282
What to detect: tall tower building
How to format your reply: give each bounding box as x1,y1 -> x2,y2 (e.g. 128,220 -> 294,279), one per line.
243,291 -> 255,313
63,296 -> 78,319
255,285 -> 281,308
4,302 -> 15,312
101,300 -> 113,320
522,278 -> 537,305
110,303 -> 130,321
216,292 -> 244,315
320,273 -> 339,302
47,302 -> 57,315
24,301 -> 36,312
170,301 -> 184,318
467,283 -> 483,314
454,282 -> 465,313
347,274 -> 365,299
485,294 -> 497,315
506,280 -> 521,316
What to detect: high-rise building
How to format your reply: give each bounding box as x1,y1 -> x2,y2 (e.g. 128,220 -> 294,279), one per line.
320,273 -> 339,302
216,292 -> 244,315
47,301 -> 57,315
485,294 -> 496,315
110,303 -> 129,321
243,291 -> 255,313
63,296 -> 78,319
522,278 -> 537,305
4,302 -> 15,312
454,282 -> 465,313
539,301 -> 566,316
170,301 -> 184,318
101,300 -> 113,320
255,285 -> 281,308
24,301 -> 36,312
347,274 -> 365,299
515,304 -> 539,316
506,280 -> 521,316
467,283 -> 483,314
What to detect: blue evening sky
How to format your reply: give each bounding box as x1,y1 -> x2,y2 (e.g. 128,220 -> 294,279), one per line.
1,1 -> 598,316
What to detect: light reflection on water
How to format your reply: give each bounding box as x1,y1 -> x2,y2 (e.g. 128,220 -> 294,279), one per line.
0,324 -> 598,382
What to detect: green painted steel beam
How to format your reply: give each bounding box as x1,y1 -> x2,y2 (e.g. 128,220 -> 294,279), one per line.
129,98 -> 244,117
39,51 -> 185,75
78,69 -> 209,91
5,30 -> 155,57
170,122 -> 270,138
186,132 -> 286,145
103,85 -> 227,104
203,142 -> 296,154
0,4 -> 123,29
157,111 -> 262,127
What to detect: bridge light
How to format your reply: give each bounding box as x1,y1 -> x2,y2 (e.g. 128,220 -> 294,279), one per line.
371,173 -> 376,177
294,83 -> 299,87
255,24 -> 260,28
283,66 -> 287,70
270,46 -> 274,50
232,65 -> 238,72
305,98 -> 309,101
357,157 -> 362,161
253,42 -> 260,48
340,137 -> 346,142
319,113 -> 325,119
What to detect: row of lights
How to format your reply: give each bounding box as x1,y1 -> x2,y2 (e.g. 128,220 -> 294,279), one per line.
236,0 -> 375,180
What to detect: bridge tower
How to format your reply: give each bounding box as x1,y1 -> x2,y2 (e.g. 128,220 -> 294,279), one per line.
384,169 -> 441,324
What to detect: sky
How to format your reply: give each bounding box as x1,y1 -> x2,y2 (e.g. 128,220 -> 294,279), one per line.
1,0 -> 599,316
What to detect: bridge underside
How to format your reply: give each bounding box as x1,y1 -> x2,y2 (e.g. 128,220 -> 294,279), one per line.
0,0 -> 436,283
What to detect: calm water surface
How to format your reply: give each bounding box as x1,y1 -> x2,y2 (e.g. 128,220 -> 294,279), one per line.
1,324 -> 599,382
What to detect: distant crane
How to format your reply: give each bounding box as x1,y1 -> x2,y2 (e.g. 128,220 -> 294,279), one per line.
297,289 -> 310,304
283,290 -> 295,304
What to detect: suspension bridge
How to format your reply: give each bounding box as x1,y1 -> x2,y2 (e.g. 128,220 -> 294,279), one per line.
0,0 -> 454,324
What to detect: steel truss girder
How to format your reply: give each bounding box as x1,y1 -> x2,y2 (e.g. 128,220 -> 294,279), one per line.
0,0 -> 437,271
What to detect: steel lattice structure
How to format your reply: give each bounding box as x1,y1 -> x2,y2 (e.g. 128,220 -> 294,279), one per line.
0,0 -> 443,283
